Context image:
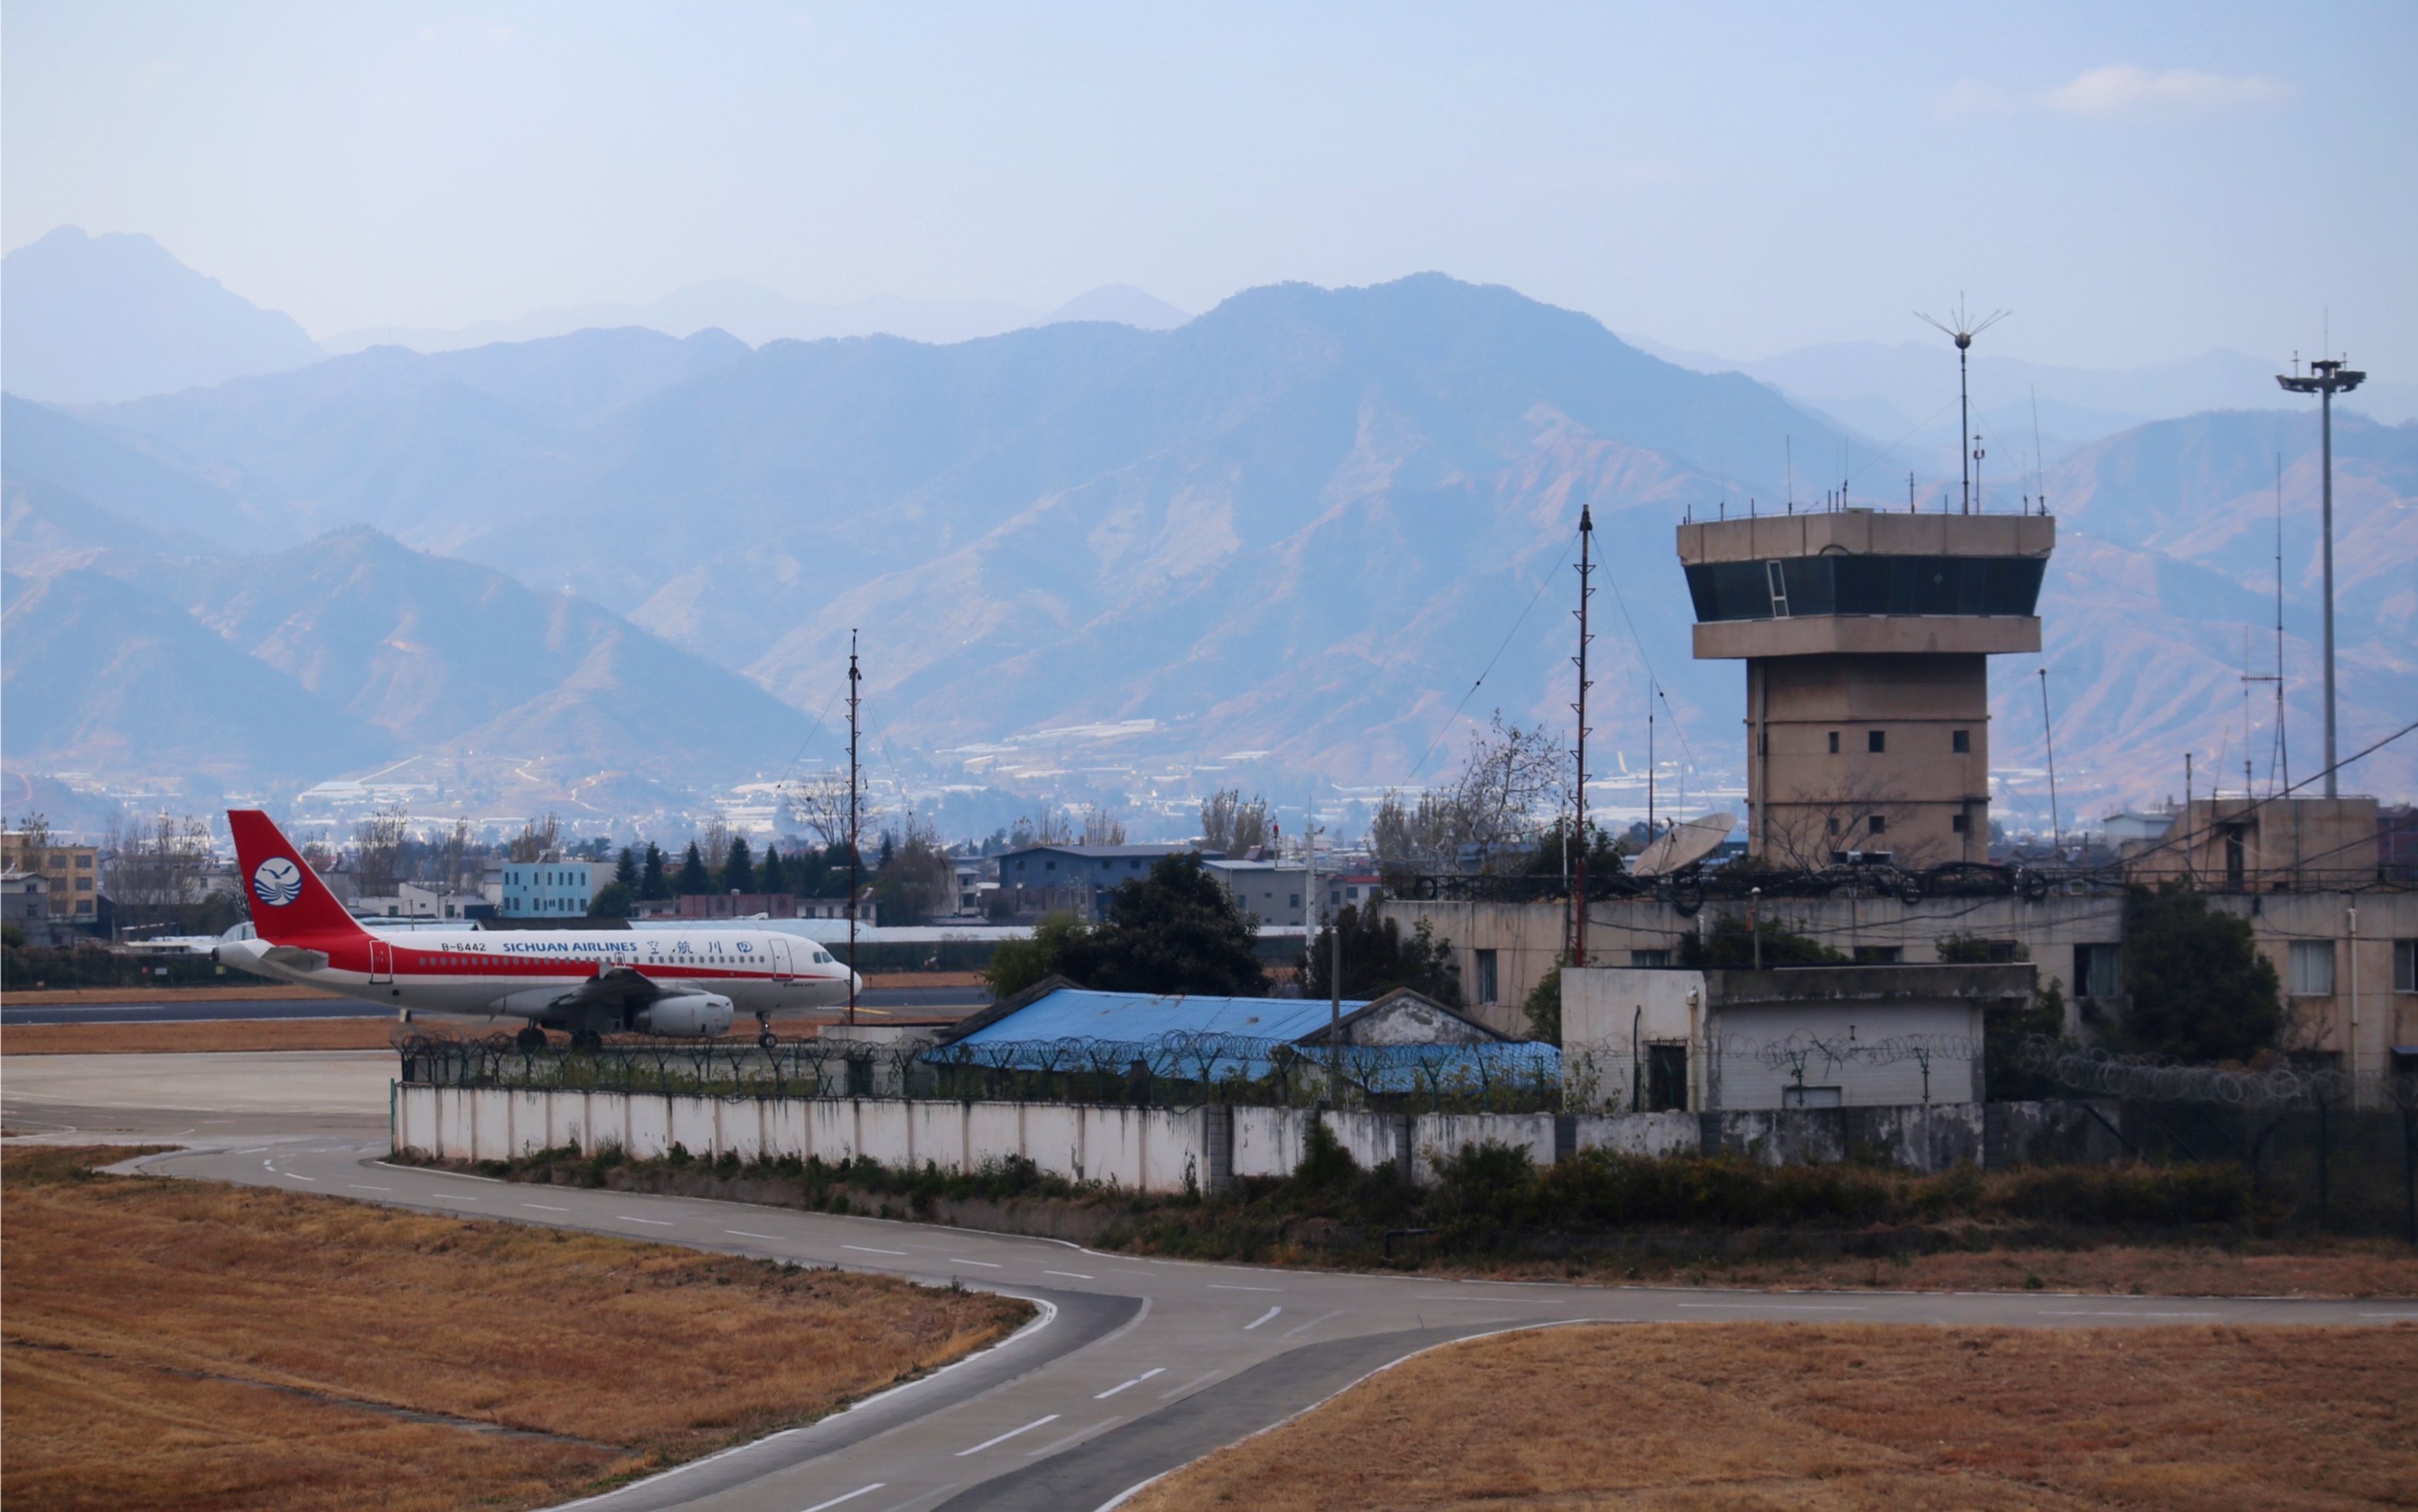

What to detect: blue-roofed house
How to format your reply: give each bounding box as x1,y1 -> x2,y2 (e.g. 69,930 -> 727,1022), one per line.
927,977 -> 1556,1096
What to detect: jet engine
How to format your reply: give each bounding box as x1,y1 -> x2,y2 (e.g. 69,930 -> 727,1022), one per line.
633,994 -> 735,1038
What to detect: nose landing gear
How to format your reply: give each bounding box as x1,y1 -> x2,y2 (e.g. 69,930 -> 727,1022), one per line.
755,1011 -> 777,1051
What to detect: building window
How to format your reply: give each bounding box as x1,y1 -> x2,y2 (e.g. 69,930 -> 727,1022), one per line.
1951,814 -> 1970,833
2396,940 -> 2416,993
76,877 -> 92,890
1952,729 -> 1971,754
74,854 -> 92,869
2075,943 -> 2121,998
1828,731 -> 1840,754
2288,941 -> 2335,997
1474,949 -> 1499,1004
1826,818 -> 1840,835
1631,949 -> 1670,967
1852,945 -> 1902,963
1288,894 -> 1300,910
1868,730 -> 1886,754
1868,815 -> 1886,834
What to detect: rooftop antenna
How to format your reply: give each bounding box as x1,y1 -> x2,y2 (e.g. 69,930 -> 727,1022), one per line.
2038,667 -> 2061,864
1784,437 -> 1792,512
2030,384 -> 2047,515
1916,296 -> 2010,515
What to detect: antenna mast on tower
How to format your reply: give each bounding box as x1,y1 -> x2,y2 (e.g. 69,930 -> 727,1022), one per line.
1917,298 -> 2009,515
846,629 -> 862,1027
1569,506 -> 1596,969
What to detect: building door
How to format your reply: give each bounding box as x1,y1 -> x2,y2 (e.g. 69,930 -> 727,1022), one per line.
368,940 -> 393,984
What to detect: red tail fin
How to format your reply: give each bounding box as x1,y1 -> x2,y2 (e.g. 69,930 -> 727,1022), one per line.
226,810 -> 370,943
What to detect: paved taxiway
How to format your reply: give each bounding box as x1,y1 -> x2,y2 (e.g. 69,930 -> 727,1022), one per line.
1,986 -> 985,1027
5,1051 -> 2404,1512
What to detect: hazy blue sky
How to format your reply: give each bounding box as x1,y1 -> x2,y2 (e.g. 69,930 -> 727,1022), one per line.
7,2 -> 2411,371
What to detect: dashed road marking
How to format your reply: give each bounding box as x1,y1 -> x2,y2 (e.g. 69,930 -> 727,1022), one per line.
954,1414 -> 1059,1456
1095,1368 -> 1165,1399
800,1484 -> 885,1512
845,1245 -> 909,1257
1243,1307 -> 1282,1331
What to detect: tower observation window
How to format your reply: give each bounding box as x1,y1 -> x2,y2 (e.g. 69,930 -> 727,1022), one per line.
1684,555 -> 2045,622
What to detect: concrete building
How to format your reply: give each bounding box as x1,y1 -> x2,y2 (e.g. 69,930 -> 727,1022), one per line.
1,832 -> 100,920
1203,858 -> 1308,926
1563,963 -> 2026,1110
1678,509 -> 2054,869
496,861 -> 601,918
995,844 -> 1219,919
351,883 -> 488,921
2124,796 -> 2394,892
4,869 -> 52,937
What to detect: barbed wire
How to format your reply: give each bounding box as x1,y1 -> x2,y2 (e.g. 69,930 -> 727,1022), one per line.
2014,1035 -> 2418,1110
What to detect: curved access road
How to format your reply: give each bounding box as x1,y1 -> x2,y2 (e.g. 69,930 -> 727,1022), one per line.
8,1052 -> 2405,1512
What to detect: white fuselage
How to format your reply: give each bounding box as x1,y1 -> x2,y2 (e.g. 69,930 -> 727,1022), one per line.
218,926 -> 857,1026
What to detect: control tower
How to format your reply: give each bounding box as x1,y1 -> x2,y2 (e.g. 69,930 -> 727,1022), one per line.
1677,510 -> 2055,868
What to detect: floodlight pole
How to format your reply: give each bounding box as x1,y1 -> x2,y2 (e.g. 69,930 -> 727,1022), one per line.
2276,357 -> 2366,798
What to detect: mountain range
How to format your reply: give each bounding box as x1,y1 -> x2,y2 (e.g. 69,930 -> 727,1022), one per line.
2,242 -> 2411,835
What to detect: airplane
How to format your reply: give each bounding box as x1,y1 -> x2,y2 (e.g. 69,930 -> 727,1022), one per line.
214,809 -> 858,1048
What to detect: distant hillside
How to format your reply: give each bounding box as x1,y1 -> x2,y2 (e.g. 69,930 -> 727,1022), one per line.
0,505 -> 819,813
7,272 -> 2411,825
2,227 -> 326,403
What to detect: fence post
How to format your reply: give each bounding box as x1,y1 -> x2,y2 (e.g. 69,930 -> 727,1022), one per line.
2315,1092 -> 2331,1230
2403,1097 -> 2415,1247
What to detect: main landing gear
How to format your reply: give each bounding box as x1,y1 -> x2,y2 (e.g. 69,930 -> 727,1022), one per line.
515,1025 -> 548,1051
569,1029 -> 604,1051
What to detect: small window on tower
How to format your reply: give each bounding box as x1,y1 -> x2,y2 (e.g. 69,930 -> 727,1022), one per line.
1952,729 -> 1971,754
1868,730 -> 1886,754
1869,815 -> 1886,834
1828,731 -> 1840,754
1951,814 -> 1971,833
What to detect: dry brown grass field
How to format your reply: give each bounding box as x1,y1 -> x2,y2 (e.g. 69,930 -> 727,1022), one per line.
0,1145 -> 1031,1511
1129,1320 -> 2418,1511
1369,1238 -> 2418,1299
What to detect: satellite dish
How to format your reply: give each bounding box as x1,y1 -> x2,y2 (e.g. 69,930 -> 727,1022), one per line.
1628,812 -> 1737,878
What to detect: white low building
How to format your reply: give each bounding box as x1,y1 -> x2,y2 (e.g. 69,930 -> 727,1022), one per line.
1563,963 -> 2034,1112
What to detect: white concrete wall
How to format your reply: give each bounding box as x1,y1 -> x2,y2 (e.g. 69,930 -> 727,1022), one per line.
1411,1113 -> 1555,1183
1565,967 -> 1704,1048
395,1086 -> 2040,1183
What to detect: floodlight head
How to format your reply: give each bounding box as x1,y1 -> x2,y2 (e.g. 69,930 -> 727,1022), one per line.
1915,299 -> 2010,350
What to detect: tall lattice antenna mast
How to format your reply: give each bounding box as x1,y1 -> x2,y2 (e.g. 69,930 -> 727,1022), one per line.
846,629 -> 862,1026
1916,297 -> 2010,515
1569,505 -> 1595,968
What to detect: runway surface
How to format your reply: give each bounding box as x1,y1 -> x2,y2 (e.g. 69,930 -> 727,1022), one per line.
5,1051 -> 2402,1512
0,985 -> 985,1026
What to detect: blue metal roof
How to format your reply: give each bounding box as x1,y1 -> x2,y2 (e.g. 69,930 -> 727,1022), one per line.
951,987 -> 1365,1047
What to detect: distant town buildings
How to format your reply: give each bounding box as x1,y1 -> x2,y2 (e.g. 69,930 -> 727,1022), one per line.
1,832 -> 100,921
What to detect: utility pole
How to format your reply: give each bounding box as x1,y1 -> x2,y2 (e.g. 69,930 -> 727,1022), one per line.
846,629 -> 861,1026
2277,355 -> 2366,797
1570,505 -> 1595,969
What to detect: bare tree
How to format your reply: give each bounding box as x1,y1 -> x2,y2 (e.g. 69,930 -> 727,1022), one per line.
699,818 -> 731,875
1012,804 -> 1076,847
103,812 -> 214,920
506,813 -> 561,863
8,812 -> 56,862
788,772 -> 863,852
1759,775 -> 1937,871
356,803 -> 412,896
438,818 -> 473,893
1080,805 -> 1126,847
1199,789 -> 1271,855
1372,714 -> 1569,876
873,815 -> 957,923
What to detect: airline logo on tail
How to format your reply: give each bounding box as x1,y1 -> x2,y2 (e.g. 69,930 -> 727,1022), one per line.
252,856 -> 303,908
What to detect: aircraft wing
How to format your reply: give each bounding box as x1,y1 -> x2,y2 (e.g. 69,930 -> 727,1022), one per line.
540,964 -> 675,1014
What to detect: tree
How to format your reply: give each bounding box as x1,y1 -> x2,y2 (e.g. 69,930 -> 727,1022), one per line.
1518,818 -> 1625,880
676,842 -> 711,896
639,843 -> 670,900
1677,913 -> 1844,967
103,812 -> 215,926
2119,882 -> 2285,1063
1053,852 -> 1267,997
723,835 -> 755,893
588,882 -> 633,919
614,847 -> 639,889
507,813 -> 561,864
700,819 -> 731,878
353,803 -> 412,896
1199,789 -> 1271,856
1297,901 -> 1464,1007
1080,806 -> 1126,846
758,843 -> 789,894
789,772 -> 863,852
872,820 -> 955,924
982,910 -> 1095,998
1372,714 -> 1567,877
1523,965 -> 1562,1044
1011,805 -> 1075,848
